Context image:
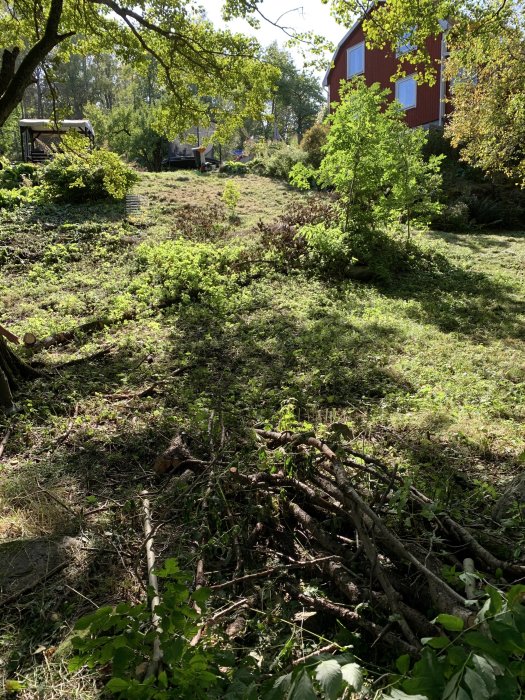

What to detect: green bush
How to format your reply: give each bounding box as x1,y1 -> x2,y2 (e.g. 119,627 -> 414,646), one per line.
300,123 -> 329,169
0,186 -> 40,209
132,239 -> 241,310
384,585 -> 525,700
0,161 -> 40,189
219,161 -> 248,175
42,136 -> 138,202
248,141 -> 307,180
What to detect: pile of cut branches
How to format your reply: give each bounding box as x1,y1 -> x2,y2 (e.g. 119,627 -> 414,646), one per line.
170,427 -> 525,658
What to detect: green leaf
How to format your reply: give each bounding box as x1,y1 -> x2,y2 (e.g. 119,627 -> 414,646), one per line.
464,667 -> 489,700
340,662 -> 363,691
422,636 -> 450,649
396,654 -> 411,675
106,677 -> 130,692
191,587 -> 212,606
464,632 -> 508,665
5,680 -> 26,692
386,690 -> 428,700
289,668 -> 317,700
315,659 -> 343,700
403,649 -> 445,700
471,655 -> 497,694
432,614 -> 464,632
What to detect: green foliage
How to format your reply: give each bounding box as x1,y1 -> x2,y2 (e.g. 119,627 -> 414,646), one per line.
0,186 -> 40,209
132,239 -> 241,310
222,180 -> 241,219
70,559 -> 223,699
0,0 -> 279,141
41,135 -> 138,202
0,161 -> 39,189
248,141 -> 307,180
300,123 -> 329,170
220,161 -> 249,176
384,585 -> 525,700
314,79 -> 443,237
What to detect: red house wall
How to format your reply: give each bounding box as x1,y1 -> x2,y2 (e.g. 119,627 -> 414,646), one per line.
327,24 -> 445,128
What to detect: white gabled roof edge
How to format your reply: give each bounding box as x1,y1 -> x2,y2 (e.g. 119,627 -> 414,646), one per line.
322,17 -> 362,87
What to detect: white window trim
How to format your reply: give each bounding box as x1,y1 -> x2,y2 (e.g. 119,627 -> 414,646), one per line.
395,74 -> 417,110
347,41 -> 365,78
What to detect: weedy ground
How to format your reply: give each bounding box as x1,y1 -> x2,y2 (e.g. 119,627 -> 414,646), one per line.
0,171 -> 524,697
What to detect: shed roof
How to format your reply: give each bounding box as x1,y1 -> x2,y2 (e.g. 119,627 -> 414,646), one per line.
19,119 -> 94,137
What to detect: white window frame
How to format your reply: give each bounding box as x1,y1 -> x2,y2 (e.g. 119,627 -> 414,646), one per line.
395,74 -> 417,110
347,41 -> 365,78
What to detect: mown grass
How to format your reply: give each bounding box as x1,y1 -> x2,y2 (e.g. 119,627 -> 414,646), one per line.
0,171 -> 524,696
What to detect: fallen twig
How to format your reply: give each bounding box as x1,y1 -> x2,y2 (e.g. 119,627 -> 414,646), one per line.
0,428 -> 11,460
141,491 -> 163,679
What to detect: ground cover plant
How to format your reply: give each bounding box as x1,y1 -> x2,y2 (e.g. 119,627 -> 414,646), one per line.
0,170 -> 524,699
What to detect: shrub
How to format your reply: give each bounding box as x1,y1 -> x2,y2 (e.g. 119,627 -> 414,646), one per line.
42,134 -> 138,202
432,200 -> 471,231
219,161 -> 248,176
132,239 -> 241,310
0,186 -> 40,209
222,180 -> 240,219
0,161 -> 40,189
256,196 -> 338,268
248,141 -> 307,180
300,122 -> 329,169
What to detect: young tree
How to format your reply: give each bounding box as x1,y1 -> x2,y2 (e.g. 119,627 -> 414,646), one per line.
291,79 -> 443,238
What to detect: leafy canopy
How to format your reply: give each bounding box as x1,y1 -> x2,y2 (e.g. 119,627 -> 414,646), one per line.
0,0 -> 279,137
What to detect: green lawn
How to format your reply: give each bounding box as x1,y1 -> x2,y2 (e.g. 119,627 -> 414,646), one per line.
1,171 -> 524,696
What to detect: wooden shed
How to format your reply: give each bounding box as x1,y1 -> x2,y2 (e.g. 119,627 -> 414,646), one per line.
19,119 -> 95,163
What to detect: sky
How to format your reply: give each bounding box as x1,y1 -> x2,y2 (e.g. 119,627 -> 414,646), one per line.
199,0 -> 346,75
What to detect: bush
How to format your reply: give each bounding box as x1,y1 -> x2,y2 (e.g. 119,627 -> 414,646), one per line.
0,161 -> 40,189
432,200 -> 471,231
256,196 -> 338,268
42,136 -> 138,202
0,186 -> 40,209
248,141 -> 307,180
219,161 -> 248,175
132,239 -> 241,310
300,122 -> 329,169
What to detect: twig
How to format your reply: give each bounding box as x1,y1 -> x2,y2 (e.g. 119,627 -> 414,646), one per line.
141,491 -> 163,679
0,428 -> 11,460
36,485 -> 80,519
209,556 -> 340,591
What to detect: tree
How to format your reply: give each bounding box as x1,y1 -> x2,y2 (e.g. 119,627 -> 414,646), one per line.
0,0 -> 278,137
244,44 -> 324,142
291,79 -> 443,237
234,0 -> 525,185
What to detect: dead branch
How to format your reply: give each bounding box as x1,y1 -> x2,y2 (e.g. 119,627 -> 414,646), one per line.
141,492 -> 163,679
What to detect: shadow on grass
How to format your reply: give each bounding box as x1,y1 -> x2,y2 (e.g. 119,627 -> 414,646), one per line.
375,236 -> 525,340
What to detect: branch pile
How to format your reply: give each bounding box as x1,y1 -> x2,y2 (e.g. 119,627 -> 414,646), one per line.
171,427 -> 525,657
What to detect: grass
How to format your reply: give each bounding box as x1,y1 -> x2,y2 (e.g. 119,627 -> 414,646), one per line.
0,171 -> 524,696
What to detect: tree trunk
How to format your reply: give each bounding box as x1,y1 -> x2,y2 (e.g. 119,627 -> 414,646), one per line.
0,336 -> 39,413
0,0 -> 74,128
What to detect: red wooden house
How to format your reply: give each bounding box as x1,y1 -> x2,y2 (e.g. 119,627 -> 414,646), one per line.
323,15 -> 451,128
